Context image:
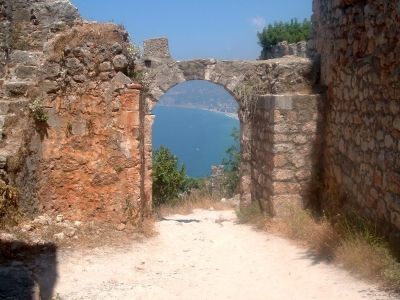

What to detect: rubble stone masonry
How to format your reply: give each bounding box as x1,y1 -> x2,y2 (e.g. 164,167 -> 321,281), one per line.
251,94 -> 325,216
0,0 -> 149,223
311,0 -> 400,239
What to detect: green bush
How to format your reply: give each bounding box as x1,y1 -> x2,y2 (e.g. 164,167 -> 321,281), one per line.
257,18 -> 311,49
221,127 -> 240,196
152,145 -> 197,207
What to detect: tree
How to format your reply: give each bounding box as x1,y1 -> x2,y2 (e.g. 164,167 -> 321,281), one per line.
152,145 -> 193,207
221,127 -> 241,197
257,18 -> 311,49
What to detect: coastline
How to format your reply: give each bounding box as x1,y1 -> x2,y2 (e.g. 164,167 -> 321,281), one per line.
156,104 -> 239,120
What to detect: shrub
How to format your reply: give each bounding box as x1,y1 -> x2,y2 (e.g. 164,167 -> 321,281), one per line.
236,201 -> 268,228
257,18 -> 311,49
29,98 -> 49,122
152,145 -> 191,207
221,126 -> 240,197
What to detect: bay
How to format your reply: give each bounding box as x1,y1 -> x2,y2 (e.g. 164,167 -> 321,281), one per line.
152,106 -> 240,178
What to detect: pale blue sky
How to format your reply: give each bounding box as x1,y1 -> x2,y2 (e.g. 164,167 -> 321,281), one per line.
69,0 -> 312,61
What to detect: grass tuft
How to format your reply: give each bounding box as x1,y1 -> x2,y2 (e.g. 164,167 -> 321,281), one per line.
154,189 -> 232,218
236,201 -> 270,230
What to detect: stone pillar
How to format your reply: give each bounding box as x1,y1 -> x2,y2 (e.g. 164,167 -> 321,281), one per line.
239,119 -> 252,206
142,113 -> 155,214
251,94 -> 324,217
143,37 -> 172,59
211,165 -> 225,200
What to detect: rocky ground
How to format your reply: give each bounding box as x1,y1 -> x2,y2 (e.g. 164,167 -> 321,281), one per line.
1,209 -> 397,300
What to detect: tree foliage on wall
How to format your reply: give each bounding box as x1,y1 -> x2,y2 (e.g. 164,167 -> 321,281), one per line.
257,18 -> 311,49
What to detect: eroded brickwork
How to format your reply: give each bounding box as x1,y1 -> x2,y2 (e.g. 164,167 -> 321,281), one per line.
259,41 -> 308,60
0,0 -> 148,223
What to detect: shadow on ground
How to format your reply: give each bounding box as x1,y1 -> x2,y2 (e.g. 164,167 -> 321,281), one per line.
0,240 -> 58,299
162,218 -> 201,223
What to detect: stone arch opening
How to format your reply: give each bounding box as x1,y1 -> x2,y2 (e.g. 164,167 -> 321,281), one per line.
140,37 -> 322,213
151,79 -> 240,180
146,77 -> 250,204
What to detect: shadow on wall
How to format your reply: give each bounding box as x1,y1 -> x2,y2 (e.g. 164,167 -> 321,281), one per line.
0,241 -> 58,299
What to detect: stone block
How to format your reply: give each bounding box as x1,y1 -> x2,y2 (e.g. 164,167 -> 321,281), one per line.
144,37 -> 171,59
10,51 -> 42,66
3,82 -> 29,96
272,194 -> 304,217
120,90 -> 140,111
120,111 -> 140,127
113,55 -> 128,71
71,120 -> 87,136
260,95 -> 293,110
273,155 -> 287,167
99,61 -> 112,72
42,81 -> 60,94
15,66 -> 37,80
0,101 -> 10,115
272,169 -> 295,181
39,62 -> 60,80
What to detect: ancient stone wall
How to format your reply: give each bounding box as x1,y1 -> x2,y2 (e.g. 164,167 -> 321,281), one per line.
251,94 -> 325,215
0,0 -> 148,223
259,41 -> 308,60
312,0 -> 400,238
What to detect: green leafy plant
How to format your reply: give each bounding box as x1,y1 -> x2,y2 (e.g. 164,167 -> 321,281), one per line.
221,126 -> 240,197
115,166 -> 123,174
29,98 -> 49,122
257,18 -> 311,49
152,145 -> 192,207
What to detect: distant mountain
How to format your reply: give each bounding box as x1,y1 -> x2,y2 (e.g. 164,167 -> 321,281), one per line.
157,80 -> 238,115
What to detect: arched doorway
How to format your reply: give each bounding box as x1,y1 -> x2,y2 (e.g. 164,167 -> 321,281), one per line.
152,80 -> 239,179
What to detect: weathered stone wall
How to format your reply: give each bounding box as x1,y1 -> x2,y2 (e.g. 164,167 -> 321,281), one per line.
251,94 -> 325,215
0,0 -> 148,223
312,0 -> 400,238
259,41 -> 308,60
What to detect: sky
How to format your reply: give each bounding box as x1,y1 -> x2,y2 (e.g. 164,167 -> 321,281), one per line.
69,0 -> 312,61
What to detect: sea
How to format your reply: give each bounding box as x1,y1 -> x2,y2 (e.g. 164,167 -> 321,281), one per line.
152,106 -> 240,178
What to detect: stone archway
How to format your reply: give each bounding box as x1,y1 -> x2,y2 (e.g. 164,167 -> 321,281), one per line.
140,37 -> 322,214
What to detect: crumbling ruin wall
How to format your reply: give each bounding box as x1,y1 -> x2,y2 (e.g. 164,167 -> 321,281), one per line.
0,0 -> 148,223
259,41 -> 308,60
312,0 -> 400,238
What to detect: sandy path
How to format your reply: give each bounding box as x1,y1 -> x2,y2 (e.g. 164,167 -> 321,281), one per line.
41,209 -> 395,300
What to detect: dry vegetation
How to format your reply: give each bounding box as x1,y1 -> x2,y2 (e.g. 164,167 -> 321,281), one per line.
48,22 -> 129,62
154,190 -> 233,219
0,184 -> 21,229
236,202 -> 400,292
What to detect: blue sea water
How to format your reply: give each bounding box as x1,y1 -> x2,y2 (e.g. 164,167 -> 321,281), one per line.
152,106 -> 240,178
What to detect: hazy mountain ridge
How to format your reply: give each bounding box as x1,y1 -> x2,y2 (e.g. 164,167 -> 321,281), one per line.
157,81 -> 238,116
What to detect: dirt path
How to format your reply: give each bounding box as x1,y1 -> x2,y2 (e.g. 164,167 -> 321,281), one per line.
39,209 -> 396,299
